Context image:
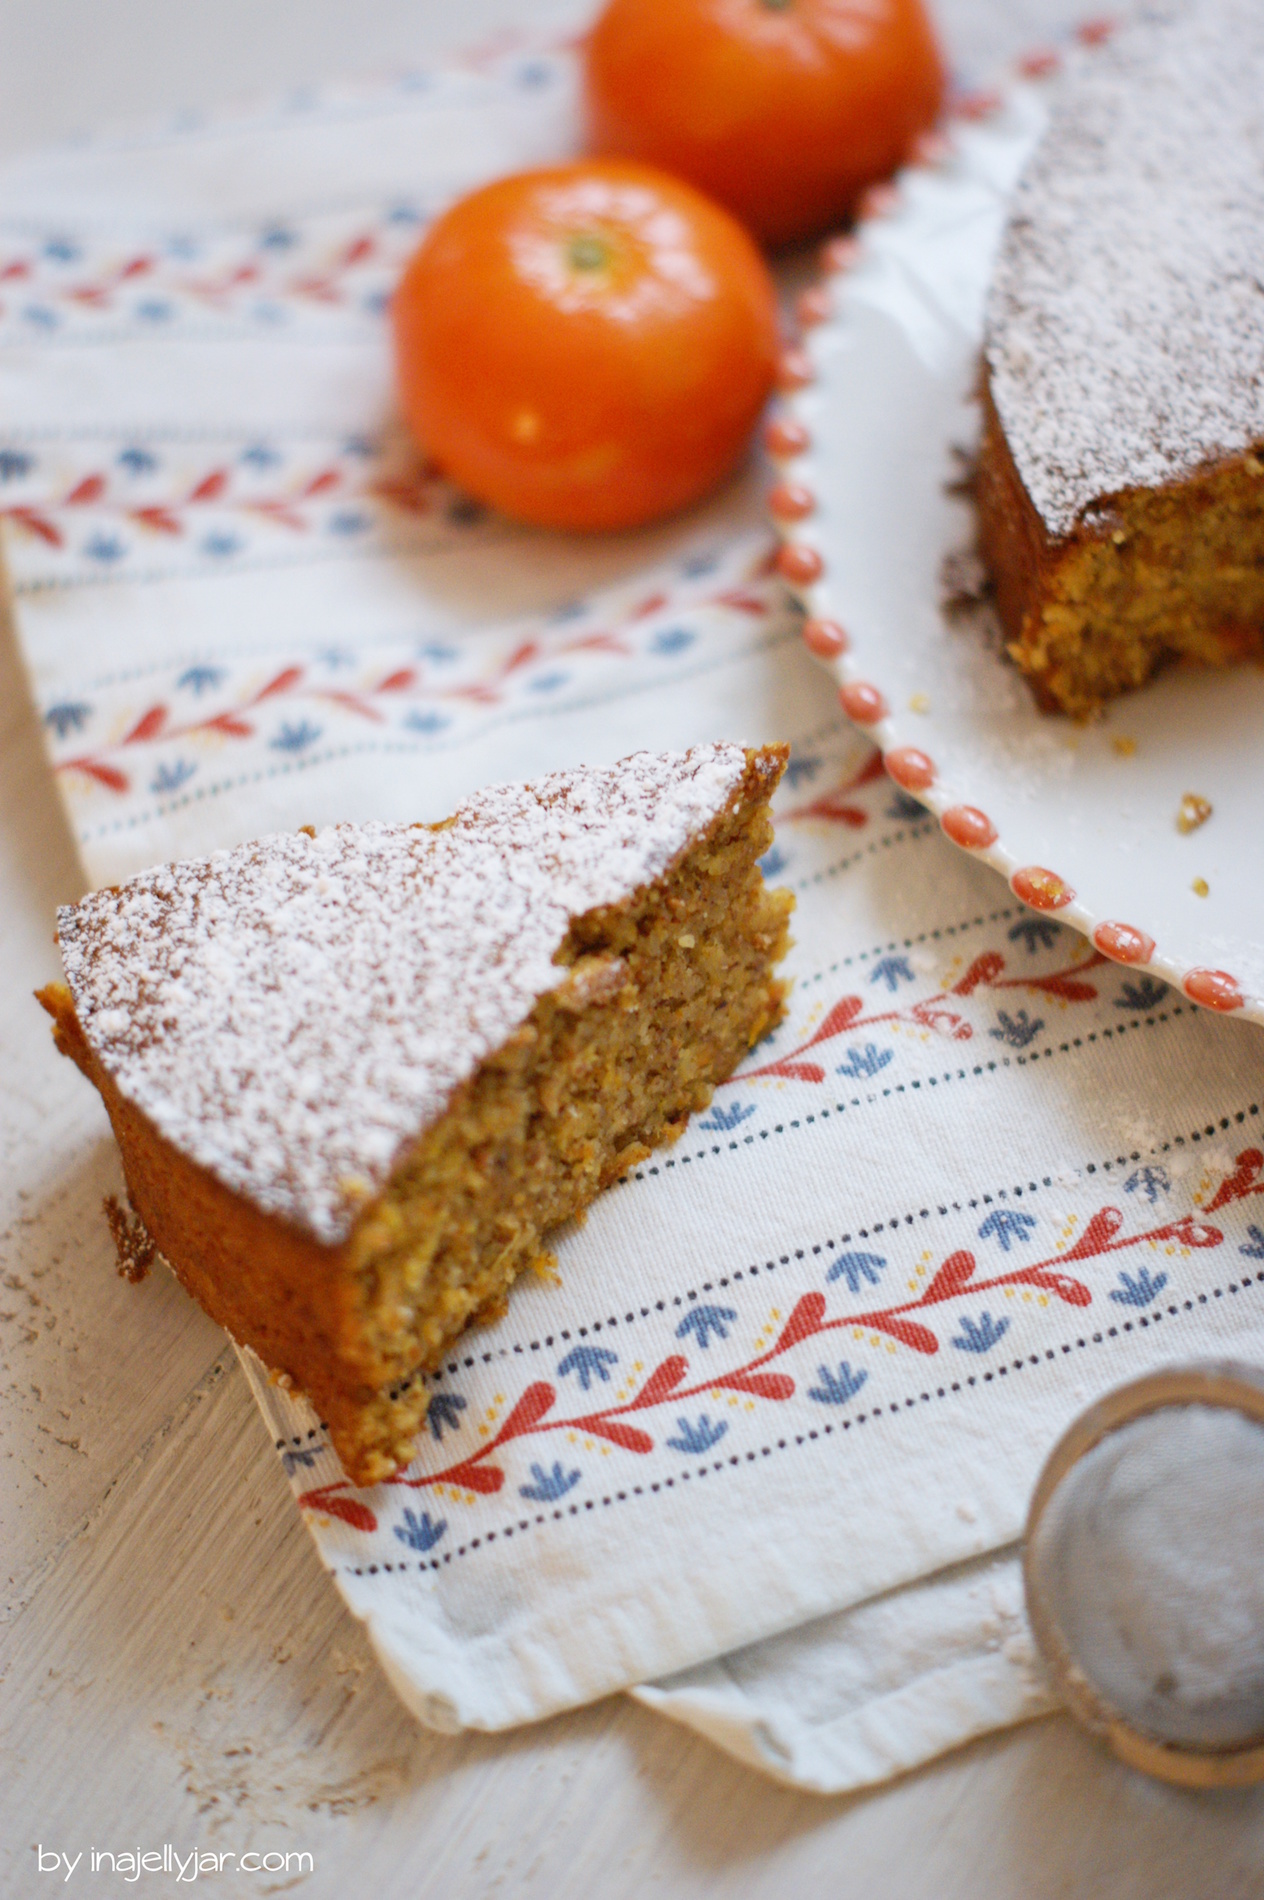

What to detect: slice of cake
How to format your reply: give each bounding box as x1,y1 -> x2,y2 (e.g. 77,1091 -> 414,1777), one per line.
977,0 -> 1264,718
39,745 -> 791,1484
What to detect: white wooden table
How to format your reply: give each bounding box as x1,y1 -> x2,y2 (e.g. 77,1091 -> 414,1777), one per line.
3,3 -> 1263,1894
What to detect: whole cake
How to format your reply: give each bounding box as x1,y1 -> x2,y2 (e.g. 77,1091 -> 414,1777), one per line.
39,745 -> 792,1484
977,0 -> 1264,718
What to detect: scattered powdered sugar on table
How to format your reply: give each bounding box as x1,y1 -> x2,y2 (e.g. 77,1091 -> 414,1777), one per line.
57,745 -> 746,1243
1031,1402 -> 1264,1749
985,0 -> 1264,538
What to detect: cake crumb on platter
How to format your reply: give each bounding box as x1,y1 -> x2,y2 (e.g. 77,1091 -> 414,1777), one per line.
1176,793 -> 1213,835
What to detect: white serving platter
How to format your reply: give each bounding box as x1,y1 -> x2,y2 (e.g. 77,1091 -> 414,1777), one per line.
769,72 -> 1264,1030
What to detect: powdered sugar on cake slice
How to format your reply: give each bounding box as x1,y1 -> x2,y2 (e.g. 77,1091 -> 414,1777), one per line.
58,745 -> 747,1243
985,0 -> 1264,540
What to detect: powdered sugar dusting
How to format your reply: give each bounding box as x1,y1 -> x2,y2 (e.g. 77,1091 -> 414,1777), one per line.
58,745 -> 746,1244
985,0 -> 1264,539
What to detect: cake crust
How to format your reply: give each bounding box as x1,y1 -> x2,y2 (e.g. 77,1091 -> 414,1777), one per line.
42,745 -> 792,1483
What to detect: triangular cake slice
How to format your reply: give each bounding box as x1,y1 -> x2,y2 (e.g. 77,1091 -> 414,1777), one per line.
40,745 -> 791,1484
977,0 -> 1264,717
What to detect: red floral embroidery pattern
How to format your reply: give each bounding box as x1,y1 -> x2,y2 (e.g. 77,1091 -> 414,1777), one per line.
735,945 -> 1107,1086
2,453 -> 438,552
52,576 -> 774,796
297,1481 -> 378,1533
377,1160 -> 1261,1507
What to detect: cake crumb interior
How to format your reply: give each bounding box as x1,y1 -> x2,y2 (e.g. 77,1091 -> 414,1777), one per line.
979,395 -> 1264,718
335,781 -> 792,1483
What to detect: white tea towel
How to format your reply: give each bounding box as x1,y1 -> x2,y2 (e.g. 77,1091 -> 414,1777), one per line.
635,1547 -> 1058,1793
9,0 -> 1263,1785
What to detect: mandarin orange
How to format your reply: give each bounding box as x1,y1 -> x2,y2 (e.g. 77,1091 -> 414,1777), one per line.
391,160 -> 779,531
584,0 -> 946,247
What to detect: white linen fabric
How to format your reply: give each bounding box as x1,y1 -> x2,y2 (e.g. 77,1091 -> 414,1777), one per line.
634,1546 -> 1058,1794
9,0 -> 1264,1789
